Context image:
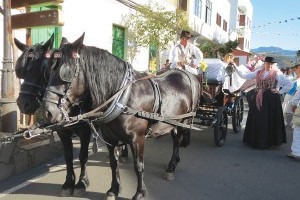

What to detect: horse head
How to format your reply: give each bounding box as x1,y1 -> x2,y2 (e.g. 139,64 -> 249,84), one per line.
41,32 -> 128,123
15,34 -> 54,114
41,33 -> 90,123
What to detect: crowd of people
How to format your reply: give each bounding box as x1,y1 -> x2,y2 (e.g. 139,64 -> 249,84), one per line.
167,29 -> 300,161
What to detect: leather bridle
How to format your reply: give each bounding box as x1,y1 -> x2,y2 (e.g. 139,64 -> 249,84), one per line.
43,52 -> 82,121
19,52 -> 50,105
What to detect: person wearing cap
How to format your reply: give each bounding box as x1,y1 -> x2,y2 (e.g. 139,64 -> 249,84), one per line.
235,56 -> 293,149
287,63 -> 300,160
170,30 -> 203,75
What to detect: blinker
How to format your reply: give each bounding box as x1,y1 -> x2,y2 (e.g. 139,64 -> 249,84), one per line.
59,64 -> 73,83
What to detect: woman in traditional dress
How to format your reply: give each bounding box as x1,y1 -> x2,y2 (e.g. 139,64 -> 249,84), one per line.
235,56 -> 293,149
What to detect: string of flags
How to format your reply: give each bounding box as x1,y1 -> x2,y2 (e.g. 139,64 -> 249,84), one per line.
252,17 -> 300,29
251,31 -> 298,36
245,17 -> 300,36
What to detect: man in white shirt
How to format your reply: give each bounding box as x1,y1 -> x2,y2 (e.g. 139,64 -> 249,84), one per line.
288,63 -> 300,159
170,30 -> 203,75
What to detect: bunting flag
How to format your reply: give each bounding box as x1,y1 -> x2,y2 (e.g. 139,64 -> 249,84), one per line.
251,31 -> 298,36
252,17 -> 300,29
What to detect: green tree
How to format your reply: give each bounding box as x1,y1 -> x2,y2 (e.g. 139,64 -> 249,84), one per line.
125,3 -> 189,72
199,39 -> 239,59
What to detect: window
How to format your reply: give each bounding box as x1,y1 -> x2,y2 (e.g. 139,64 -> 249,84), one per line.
112,25 -> 125,59
239,15 -> 245,26
179,0 -> 187,11
238,38 -> 244,50
223,20 -> 227,31
248,17 -> 252,28
216,13 -> 221,27
194,0 -> 202,18
30,5 -> 62,48
205,0 -> 212,25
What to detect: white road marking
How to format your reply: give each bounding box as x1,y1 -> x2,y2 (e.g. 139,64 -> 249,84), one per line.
0,164 -> 65,198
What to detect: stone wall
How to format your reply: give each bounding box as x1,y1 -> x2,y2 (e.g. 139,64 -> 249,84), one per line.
0,133 -> 63,182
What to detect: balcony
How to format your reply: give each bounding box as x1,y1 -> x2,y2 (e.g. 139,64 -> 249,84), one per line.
238,0 -> 253,14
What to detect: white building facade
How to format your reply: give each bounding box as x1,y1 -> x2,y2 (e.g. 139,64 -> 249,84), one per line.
229,0 -> 253,65
1,0 -> 253,74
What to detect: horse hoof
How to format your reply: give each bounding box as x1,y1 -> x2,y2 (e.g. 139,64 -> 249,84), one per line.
73,188 -> 86,197
132,192 -> 145,200
59,188 -> 73,197
73,178 -> 89,196
164,172 -> 175,181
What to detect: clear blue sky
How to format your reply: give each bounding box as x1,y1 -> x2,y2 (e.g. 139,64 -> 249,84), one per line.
250,0 -> 300,50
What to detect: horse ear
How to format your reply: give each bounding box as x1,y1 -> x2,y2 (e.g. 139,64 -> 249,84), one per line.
60,37 -> 68,47
14,38 -> 28,52
72,32 -> 85,51
43,33 -> 54,51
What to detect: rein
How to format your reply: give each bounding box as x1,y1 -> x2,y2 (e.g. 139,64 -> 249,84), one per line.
1,70 -> 202,144
69,73 -> 156,121
69,69 -> 202,131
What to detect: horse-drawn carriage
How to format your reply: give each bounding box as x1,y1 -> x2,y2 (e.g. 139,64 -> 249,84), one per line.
0,34 -> 256,200
191,58 -> 248,146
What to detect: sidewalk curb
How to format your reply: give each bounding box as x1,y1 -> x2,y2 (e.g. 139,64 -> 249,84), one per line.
0,133 -> 63,182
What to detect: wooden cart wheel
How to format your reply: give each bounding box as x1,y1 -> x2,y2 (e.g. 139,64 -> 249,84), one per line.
214,106 -> 228,146
232,96 -> 244,133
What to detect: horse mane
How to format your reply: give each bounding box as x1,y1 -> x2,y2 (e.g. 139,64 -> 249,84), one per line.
62,44 -> 128,107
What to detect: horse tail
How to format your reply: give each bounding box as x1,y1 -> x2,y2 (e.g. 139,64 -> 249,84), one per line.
180,129 -> 190,147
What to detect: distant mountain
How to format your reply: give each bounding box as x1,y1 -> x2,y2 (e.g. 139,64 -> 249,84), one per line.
251,46 -> 297,57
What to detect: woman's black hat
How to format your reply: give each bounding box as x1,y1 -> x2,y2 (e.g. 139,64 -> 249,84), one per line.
263,56 -> 277,63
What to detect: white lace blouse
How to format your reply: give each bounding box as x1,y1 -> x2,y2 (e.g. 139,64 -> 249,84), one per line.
235,68 -> 293,94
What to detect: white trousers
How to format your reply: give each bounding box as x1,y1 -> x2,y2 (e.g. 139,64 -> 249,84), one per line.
282,94 -> 293,114
282,94 -> 293,126
291,126 -> 300,156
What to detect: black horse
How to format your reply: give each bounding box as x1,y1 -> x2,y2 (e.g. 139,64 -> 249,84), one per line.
41,33 -> 200,200
14,35 -> 92,197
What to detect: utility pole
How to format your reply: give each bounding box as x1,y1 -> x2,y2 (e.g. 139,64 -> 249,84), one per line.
0,0 -> 17,133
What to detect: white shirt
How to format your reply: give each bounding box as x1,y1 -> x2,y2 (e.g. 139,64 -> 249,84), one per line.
220,64 -> 249,93
235,68 -> 293,94
170,42 -> 203,70
290,79 -> 300,106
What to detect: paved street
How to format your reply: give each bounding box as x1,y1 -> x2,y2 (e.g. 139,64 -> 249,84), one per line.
0,108 -> 299,200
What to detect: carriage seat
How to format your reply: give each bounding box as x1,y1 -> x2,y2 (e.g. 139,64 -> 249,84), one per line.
204,78 -> 220,86
203,58 -> 224,86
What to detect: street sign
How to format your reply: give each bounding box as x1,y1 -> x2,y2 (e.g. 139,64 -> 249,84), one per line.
11,0 -> 64,9
11,9 -> 64,29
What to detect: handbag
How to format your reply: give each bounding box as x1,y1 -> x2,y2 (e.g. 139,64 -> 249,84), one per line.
292,106 -> 300,125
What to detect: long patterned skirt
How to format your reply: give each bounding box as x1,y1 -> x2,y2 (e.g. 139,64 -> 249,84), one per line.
243,90 -> 286,149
